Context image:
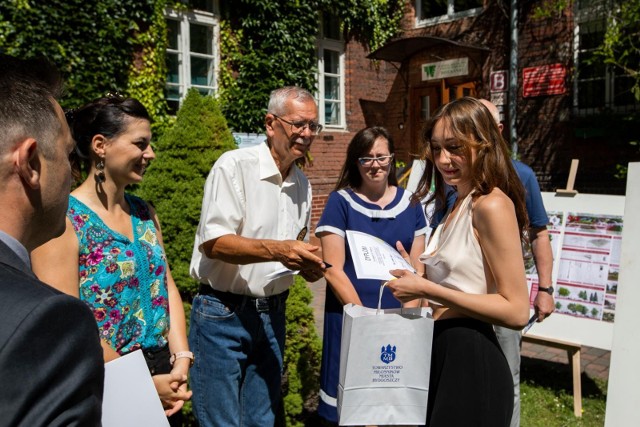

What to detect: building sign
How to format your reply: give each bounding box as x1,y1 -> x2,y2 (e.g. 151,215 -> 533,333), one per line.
232,132 -> 265,149
421,58 -> 468,81
491,92 -> 506,108
522,63 -> 567,97
490,70 -> 508,92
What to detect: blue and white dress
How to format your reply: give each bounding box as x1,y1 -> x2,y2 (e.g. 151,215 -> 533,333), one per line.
315,187 -> 428,422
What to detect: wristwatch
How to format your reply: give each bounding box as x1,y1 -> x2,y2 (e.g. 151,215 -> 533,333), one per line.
170,351 -> 195,367
538,285 -> 554,295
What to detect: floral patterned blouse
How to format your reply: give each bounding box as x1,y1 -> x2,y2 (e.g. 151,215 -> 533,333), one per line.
68,194 -> 170,355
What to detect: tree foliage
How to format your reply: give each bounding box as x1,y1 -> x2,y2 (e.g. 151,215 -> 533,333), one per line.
135,89 -> 237,298
593,0 -> 640,101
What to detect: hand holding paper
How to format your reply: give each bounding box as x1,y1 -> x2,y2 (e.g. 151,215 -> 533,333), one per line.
385,269 -> 430,304
346,230 -> 415,281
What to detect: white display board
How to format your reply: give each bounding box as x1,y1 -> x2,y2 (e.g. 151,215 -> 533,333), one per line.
605,162 -> 640,426
525,191 -> 625,350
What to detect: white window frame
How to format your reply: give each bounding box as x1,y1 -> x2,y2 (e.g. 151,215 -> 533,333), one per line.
573,0 -> 637,115
317,15 -> 346,129
165,2 -> 219,111
415,0 -> 483,27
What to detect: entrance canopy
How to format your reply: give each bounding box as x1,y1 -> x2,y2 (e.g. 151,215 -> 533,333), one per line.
367,35 -> 490,63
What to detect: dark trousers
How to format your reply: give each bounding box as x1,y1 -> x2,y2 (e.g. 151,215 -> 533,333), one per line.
426,318 -> 514,427
143,345 -> 185,427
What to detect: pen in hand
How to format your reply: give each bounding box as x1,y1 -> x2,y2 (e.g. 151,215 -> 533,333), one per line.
522,313 -> 537,334
295,226 -> 331,270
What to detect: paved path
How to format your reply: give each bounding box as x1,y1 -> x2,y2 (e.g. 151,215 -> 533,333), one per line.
308,278 -> 610,381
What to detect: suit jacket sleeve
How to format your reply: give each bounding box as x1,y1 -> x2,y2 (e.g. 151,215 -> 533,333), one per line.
0,293 -> 104,427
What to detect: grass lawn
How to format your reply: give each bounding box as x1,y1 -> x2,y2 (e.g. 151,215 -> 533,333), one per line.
521,356 -> 607,427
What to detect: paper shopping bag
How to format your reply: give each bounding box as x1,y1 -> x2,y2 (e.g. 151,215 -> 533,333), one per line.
337,303 -> 434,426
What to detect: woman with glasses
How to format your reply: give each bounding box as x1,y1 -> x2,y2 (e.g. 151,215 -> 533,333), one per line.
31,95 -> 192,425
315,126 -> 428,424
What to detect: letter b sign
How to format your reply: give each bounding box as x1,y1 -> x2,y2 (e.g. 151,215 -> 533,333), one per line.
491,71 -> 508,93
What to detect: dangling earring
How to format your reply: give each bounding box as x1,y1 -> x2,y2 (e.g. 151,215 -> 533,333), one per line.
95,159 -> 106,184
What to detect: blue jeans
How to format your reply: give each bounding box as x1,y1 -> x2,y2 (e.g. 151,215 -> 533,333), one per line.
189,290 -> 288,427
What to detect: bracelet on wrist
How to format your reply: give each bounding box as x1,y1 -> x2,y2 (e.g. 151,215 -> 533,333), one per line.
170,351 -> 194,367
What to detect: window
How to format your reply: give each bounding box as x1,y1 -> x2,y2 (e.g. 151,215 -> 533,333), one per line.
317,13 -> 345,128
165,1 -> 219,114
416,0 -> 483,26
574,0 -> 638,113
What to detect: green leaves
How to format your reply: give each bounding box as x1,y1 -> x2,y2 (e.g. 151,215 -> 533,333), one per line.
136,89 -> 236,299
0,0 -> 162,113
283,276 -> 322,426
217,0 -> 404,133
593,0 -> 640,102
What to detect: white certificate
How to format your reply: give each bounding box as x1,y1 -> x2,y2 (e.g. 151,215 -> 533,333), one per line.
346,230 -> 416,281
102,350 -> 169,427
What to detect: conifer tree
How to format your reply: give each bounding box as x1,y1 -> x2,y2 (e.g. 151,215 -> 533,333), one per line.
137,88 -> 237,298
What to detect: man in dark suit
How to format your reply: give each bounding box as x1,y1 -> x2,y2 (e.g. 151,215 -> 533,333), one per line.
0,54 -> 104,425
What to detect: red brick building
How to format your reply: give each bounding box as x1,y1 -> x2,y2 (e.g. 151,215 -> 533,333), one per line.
305,0 -> 639,236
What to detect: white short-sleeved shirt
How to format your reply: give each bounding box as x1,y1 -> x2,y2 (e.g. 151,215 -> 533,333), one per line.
190,142 -> 312,297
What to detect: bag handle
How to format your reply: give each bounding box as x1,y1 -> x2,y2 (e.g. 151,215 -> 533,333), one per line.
376,281 -> 388,315
378,279 -> 415,315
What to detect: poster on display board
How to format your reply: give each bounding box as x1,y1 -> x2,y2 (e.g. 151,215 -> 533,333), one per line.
522,192 -> 625,350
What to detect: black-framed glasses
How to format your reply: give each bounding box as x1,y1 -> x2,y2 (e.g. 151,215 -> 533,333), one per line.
273,114 -> 323,135
358,154 -> 394,167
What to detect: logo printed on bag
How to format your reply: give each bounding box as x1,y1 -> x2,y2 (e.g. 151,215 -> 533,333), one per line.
380,344 -> 396,364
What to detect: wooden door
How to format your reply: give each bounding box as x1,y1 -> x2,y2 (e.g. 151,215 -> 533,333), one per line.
410,86 -> 440,157
442,81 -> 476,104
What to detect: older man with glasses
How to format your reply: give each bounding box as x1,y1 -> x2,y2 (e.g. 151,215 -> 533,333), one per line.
189,86 -> 328,427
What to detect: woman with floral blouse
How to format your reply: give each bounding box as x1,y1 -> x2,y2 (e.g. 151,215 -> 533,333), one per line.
32,95 -> 191,424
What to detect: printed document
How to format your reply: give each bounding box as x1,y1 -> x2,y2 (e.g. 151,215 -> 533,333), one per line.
346,230 -> 415,281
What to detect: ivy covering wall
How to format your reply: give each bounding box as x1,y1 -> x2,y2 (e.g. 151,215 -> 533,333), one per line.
218,0 -> 405,132
1,0 -> 403,133
0,0 -> 166,118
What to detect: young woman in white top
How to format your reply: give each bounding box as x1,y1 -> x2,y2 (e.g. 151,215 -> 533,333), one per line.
386,97 -> 530,426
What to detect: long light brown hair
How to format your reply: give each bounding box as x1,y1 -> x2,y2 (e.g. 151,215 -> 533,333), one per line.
412,97 -> 528,238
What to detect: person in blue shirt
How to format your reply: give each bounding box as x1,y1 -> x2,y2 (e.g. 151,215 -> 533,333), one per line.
315,126 -> 428,424
430,99 -> 554,427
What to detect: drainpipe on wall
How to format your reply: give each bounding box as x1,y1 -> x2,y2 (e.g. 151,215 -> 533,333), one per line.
509,0 -> 518,157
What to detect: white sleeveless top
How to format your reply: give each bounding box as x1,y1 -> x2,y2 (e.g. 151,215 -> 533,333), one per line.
420,192 -> 496,307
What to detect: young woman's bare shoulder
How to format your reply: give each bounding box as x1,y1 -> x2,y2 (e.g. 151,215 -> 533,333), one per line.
473,188 -> 515,221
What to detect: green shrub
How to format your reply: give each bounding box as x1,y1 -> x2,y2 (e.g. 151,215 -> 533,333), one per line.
136,88 -> 236,299
281,276 -> 323,427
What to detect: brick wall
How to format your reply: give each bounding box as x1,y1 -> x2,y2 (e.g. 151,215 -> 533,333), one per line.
305,39 -> 398,233
517,2 -> 574,190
